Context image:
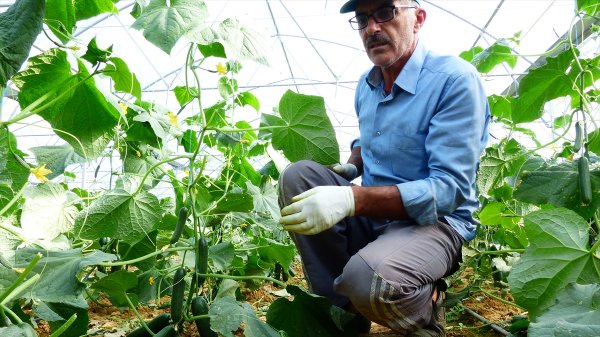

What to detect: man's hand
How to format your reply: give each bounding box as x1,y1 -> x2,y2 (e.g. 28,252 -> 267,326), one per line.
280,186 -> 355,235
330,163 -> 358,181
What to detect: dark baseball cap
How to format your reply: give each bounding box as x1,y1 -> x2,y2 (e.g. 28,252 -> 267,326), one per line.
340,0 -> 420,13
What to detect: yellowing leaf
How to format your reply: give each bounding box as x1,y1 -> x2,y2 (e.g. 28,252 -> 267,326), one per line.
30,164 -> 52,183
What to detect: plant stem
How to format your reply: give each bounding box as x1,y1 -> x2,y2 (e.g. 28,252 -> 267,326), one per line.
478,249 -> 525,256
0,274 -> 40,305
48,313 -> 77,337
95,247 -> 193,267
196,273 -> 286,288
0,303 -> 22,324
478,289 -> 526,310
0,253 -> 42,305
133,155 -> 190,196
186,314 -> 209,321
124,292 -> 154,336
0,183 -> 27,217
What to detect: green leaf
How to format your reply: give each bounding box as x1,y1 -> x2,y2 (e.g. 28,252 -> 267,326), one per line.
218,77 -> 237,99
260,90 -> 340,165
247,181 -> 280,221
466,40 -> 517,74
0,0 -> 45,87
254,237 -> 295,271
75,0 -> 118,21
14,248 -> 117,304
81,37 -> 113,65
197,41 -> 226,59
29,144 -> 86,179
214,191 -> 253,214
529,283 -> 600,337
235,91 -> 260,111
218,18 -> 269,65
477,140 -> 527,198
131,0 -> 210,54
513,159 -> 600,219
0,323 -> 38,337
507,208 -> 600,318
105,57 -> 142,99
488,95 -> 513,121
12,50 -> 120,158
209,297 -> 281,337
459,46 -> 483,63
209,241 -> 235,272
20,182 -> 78,241
0,129 -> 29,212
45,0 -> 76,43
181,129 -> 199,153
74,185 -> 161,244
35,301 -> 89,337
512,49 -> 576,124
118,230 -> 158,271
577,0 -> 600,15
91,270 -> 139,307
173,85 -> 198,106
266,285 -> 358,337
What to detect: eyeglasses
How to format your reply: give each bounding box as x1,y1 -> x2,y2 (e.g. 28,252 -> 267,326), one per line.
348,5 -> 416,30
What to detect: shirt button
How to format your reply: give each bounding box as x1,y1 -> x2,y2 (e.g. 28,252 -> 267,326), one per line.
376,160 -> 380,164
376,131 -> 381,136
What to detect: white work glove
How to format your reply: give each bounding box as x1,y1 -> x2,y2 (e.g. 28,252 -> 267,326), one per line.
280,186 -> 355,235
330,163 -> 358,181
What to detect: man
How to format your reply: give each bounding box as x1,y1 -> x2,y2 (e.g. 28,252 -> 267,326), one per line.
278,0 -> 490,335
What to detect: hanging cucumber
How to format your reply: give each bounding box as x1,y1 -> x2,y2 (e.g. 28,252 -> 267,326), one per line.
126,313 -> 171,337
154,325 -> 178,337
170,207 -> 189,245
195,237 -> 209,288
578,156 -> 592,205
573,121 -> 583,152
191,296 -> 218,337
170,268 -> 187,324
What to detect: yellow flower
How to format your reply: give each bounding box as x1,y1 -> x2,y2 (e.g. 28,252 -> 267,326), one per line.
30,164 -> 52,183
167,111 -> 179,128
136,150 -> 141,157
216,62 -> 227,75
149,276 -> 155,285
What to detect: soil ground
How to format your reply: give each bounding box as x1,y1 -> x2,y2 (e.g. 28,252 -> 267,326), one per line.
33,266 -> 525,337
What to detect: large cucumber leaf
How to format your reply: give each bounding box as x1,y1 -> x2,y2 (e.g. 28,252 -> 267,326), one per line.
507,208 -> 600,318
74,177 -> 161,244
131,0 -> 210,54
514,158 -> 600,219
12,49 -> 120,158
45,0 -> 116,43
260,90 -> 339,166
30,144 -> 86,179
0,0 -> 45,88
266,285 -> 358,337
529,283 -> 600,337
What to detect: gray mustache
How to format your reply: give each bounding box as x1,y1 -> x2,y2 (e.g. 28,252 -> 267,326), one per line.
366,34 -> 390,46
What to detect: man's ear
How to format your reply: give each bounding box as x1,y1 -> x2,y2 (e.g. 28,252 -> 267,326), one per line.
414,7 -> 426,33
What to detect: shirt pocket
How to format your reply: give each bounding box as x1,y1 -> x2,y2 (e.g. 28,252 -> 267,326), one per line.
390,129 -> 428,180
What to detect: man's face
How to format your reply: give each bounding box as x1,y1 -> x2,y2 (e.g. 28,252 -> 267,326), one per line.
355,0 -> 424,69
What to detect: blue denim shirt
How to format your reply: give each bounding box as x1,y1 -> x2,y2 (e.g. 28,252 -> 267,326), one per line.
352,41 -> 490,241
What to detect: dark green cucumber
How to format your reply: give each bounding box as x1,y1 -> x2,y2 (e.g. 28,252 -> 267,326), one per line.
126,313 -> 171,337
154,325 -> 178,337
573,121 -> 583,152
578,156 -> 592,205
195,237 -> 209,288
191,296 -> 217,337
170,268 -> 187,324
170,207 -> 188,245
0,315 -> 12,327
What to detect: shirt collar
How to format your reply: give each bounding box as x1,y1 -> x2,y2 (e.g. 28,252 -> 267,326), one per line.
365,40 -> 426,95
